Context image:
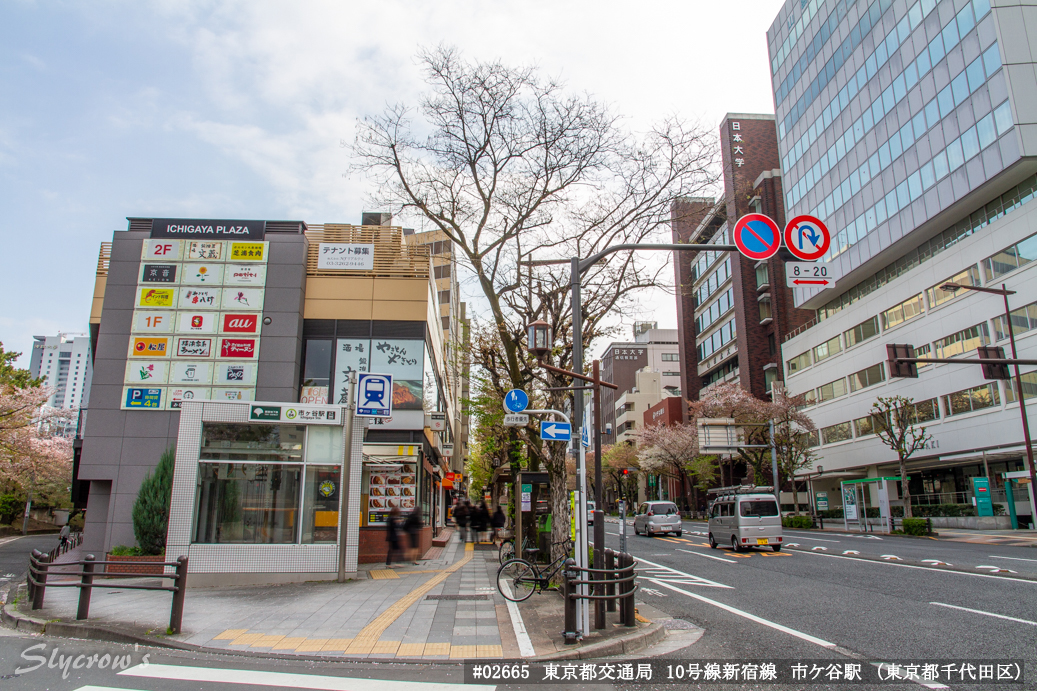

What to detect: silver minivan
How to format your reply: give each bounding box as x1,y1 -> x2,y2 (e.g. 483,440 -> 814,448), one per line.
633,501 -> 682,537
708,493 -> 783,552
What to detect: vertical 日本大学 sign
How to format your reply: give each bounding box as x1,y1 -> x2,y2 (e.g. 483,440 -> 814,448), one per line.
122,228 -> 270,410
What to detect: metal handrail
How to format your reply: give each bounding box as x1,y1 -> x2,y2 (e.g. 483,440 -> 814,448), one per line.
562,548 -> 638,642
27,551 -> 189,633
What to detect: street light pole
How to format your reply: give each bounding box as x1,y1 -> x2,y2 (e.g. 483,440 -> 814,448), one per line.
943,282 -> 1037,523
566,241 -> 736,584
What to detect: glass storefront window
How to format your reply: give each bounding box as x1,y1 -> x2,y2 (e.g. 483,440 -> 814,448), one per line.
306,425 -> 343,463
301,465 -> 341,543
194,463 -> 302,544
201,423 -> 304,463
363,462 -> 418,525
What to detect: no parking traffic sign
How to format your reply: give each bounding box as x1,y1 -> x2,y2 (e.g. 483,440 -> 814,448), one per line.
783,215 -> 831,261
733,214 -> 781,261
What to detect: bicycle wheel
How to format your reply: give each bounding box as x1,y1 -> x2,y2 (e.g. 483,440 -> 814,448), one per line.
497,558 -> 538,602
498,539 -> 515,565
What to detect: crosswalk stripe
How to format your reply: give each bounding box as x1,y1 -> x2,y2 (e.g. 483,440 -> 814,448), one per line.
119,664 -> 496,691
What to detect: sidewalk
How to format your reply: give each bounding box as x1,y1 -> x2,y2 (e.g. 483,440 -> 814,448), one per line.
4,533 -> 658,661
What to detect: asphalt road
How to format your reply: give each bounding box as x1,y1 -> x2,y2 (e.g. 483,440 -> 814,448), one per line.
0,534 -> 61,586
1,528 -> 1034,690
601,519 -> 1036,684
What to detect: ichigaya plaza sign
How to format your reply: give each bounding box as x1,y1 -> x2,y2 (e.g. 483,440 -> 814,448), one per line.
150,219 -> 266,240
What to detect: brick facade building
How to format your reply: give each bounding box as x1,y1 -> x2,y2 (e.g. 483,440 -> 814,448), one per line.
672,114 -> 813,410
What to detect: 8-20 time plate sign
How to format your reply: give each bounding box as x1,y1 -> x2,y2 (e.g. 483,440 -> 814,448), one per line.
785,262 -> 840,288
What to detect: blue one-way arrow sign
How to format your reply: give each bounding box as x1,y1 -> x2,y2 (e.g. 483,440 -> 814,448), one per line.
504,389 -> 529,413
540,421 -> 572,442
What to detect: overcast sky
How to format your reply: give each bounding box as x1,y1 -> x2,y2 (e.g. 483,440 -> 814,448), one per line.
0,0 -> 784,366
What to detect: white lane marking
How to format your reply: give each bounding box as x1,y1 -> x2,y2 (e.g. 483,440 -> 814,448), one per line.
976,565 -> 1017,573
880,555 -> 902,561
120,664 -> 496,691
811,546 -> 828,551
74,687 -> 150,691
644,578 -> 837,648
989,555 -> 1037,563
796,549 -> 1037,582
498,580 -> 536,657
783,534 -> 840,542
921,559 -> 950,566
677,548 -> 737,564
843,550 -> 860,555
930,602 -> 1037,627
634,556 -> 733,589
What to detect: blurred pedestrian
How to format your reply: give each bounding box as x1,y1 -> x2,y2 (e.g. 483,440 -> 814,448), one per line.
385,506 -> 403,567
58,523 -> 71,552
404,505 -> 423,564
491,505 -> 506,545
454,501 -> 469,543
472,501 -> 488,543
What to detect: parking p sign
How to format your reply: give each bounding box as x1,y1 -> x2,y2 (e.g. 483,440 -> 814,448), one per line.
355,373 -> 393,417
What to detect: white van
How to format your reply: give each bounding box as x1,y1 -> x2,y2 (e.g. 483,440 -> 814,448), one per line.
707,488 -> 783,552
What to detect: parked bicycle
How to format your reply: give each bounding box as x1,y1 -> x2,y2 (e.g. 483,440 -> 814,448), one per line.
496,538 -> 574,602
498,535 -> 538,564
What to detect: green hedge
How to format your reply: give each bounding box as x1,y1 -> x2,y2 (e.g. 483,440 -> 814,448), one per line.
909,504 -> 976,517
0,494 -> 21,525
901,518 -> 929,536
782,516 -> 813,529
820,504 -> 1004,519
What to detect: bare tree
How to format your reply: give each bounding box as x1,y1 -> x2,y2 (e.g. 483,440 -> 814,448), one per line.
871,395 -> 932,518
602,443 -> 640,507
769,386 -> 817,513
354,46 -> 719,560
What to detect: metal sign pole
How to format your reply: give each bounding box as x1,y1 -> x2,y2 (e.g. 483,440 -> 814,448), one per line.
337,371 -> 356,583
619,500 -> 627,555
577,425 -> 590,637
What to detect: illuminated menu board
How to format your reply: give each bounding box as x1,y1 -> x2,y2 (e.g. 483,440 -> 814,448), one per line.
122,239 -> 268,410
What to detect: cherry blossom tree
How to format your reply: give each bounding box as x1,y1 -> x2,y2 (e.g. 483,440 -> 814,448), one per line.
637,423 -> 716,510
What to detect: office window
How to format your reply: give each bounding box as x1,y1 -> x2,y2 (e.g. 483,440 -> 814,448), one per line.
853,413 -> 884,437
844,316 -> 880,348
759,299 -> 772,321
821,421 -> 852,445
768,334 -> 776,355
848,363 -> 885,393
933,323 -> 989,359
433,264 -> 452,279
985,231 -> 1037,280
993,302 -> 1037,341
660,353 -> 679,361
943,383 -> 1000,416
662,371 -> 680,377
882,294 -> 924,329
756,264 -> 769,288
764,368 -> 778,392
817,378 -> 848,402
912,397 -> 940,423
787,350 -> 811,374
302,340 -> 333,389
812,334 -> 842,363
914,343 -> 933,369
927,266 -> 981,308
1005,371 -> 1037,404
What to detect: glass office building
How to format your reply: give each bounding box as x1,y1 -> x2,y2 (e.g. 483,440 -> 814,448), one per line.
769,0 -> 1037,523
